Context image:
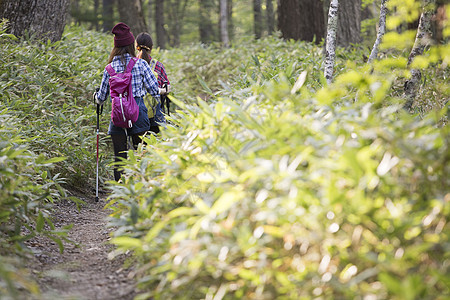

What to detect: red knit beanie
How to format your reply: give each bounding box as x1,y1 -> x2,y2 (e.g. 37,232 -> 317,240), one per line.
112,23 -> 135,47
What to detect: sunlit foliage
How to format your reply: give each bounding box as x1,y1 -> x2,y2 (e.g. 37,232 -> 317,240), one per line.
106,2 -> 449,299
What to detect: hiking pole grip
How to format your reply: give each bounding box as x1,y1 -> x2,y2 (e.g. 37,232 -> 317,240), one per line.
96,104 -> 100,127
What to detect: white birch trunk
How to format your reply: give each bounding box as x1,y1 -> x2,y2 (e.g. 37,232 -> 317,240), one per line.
220,0 -> 230,48
324,0 -> 339,85
368,0 -> 388,63
404,0 -> 434,110
407,3 -> 434,66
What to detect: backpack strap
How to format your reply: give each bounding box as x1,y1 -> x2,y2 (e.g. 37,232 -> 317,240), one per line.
105,57 -> 137,76
105,64 -> 116,76
149,58 -> 158,72
149,58 -> 159,82
125,57 -> 138,73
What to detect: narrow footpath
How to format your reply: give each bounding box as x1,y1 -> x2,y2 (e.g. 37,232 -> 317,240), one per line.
26,189 -> 138,300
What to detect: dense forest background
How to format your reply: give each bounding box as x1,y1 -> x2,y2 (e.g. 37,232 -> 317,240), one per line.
5,0 -> 446,48
0,0 -> 449,299
65,0 -> 414,48
68,0 -> 448,48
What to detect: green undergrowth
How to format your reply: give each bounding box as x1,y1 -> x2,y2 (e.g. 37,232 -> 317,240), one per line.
109,97 -> 449,298
0,23 -> 107,298
0,13 -> 449,299
0,24 -> 113,189
0,108 -> 74,297
106,18 -> 449,300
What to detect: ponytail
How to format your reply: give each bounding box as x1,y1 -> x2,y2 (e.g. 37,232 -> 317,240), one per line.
137,47 -> 151,64
136,32 -> 153,65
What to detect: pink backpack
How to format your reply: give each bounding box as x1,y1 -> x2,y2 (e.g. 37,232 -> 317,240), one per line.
105,57 -> 139,128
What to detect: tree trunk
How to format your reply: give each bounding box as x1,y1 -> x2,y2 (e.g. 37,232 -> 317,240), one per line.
433,2 -> 445,44
253,0 -> 262,39
266,0 -> 275,35
155,0 -> 166,48
94,0 -> 100,31
147,0 -> 153,34
336,0 -> 361,47
228,0 -> 234,42
324,0 -> 339,84
0,0 -> 70,42
102,0 -> 115,32
166,0 -> 189,47
219,0 -> 230,47
71,0 -> 80,25
199,0 -> 214,44
117,0 -> 148,36
368,0 -> 388,63
404,0 -> 435,110
278,0 -> 296,40
278,0 -> 325,43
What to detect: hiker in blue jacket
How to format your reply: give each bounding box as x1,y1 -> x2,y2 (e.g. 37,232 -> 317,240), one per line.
94,22 -> 160,181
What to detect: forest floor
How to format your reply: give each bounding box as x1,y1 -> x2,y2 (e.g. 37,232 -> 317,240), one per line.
25,187 -> 138,300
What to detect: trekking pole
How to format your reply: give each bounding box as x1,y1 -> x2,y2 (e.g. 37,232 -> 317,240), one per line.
95,100 -> 103,202
162,82 -> 170,115
95,103 -> 100,202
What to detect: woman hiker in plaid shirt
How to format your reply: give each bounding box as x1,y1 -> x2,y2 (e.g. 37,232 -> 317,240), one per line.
94,23 -> 161,181
136,32 -> 171,134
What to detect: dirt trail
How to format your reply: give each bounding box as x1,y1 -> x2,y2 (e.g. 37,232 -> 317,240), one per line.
26,190 -> 137,300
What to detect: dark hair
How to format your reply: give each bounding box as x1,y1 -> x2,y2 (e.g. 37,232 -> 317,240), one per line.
136,32 -> 153,64
107,43 -> 136,65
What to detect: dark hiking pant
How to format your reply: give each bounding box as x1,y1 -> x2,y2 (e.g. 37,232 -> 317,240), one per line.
111,132 -> 144,181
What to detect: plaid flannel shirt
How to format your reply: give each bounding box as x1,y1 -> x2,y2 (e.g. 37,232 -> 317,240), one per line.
148,55 -> 170,88
97,54 -> 160,103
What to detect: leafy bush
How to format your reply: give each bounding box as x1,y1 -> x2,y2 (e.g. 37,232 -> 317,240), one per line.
1,7 -> 448,298
107,11 -> 449,300
0,108 -> 74,297
0,23 -> 106,298
160,36 -> 325,103
0,24 -> 113,187
109,96 -> 449,299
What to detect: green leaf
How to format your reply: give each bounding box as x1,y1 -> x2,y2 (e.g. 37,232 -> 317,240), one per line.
49,236 -> 64,254
196,97 -> 213,115
43,156 -> 67,164
211,190 -> 243,215
112,236 -> 142,250
166,94 -> 186,111
197,75 -> 213,95
36,212 -> 44,232
252,55 -> 261,67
